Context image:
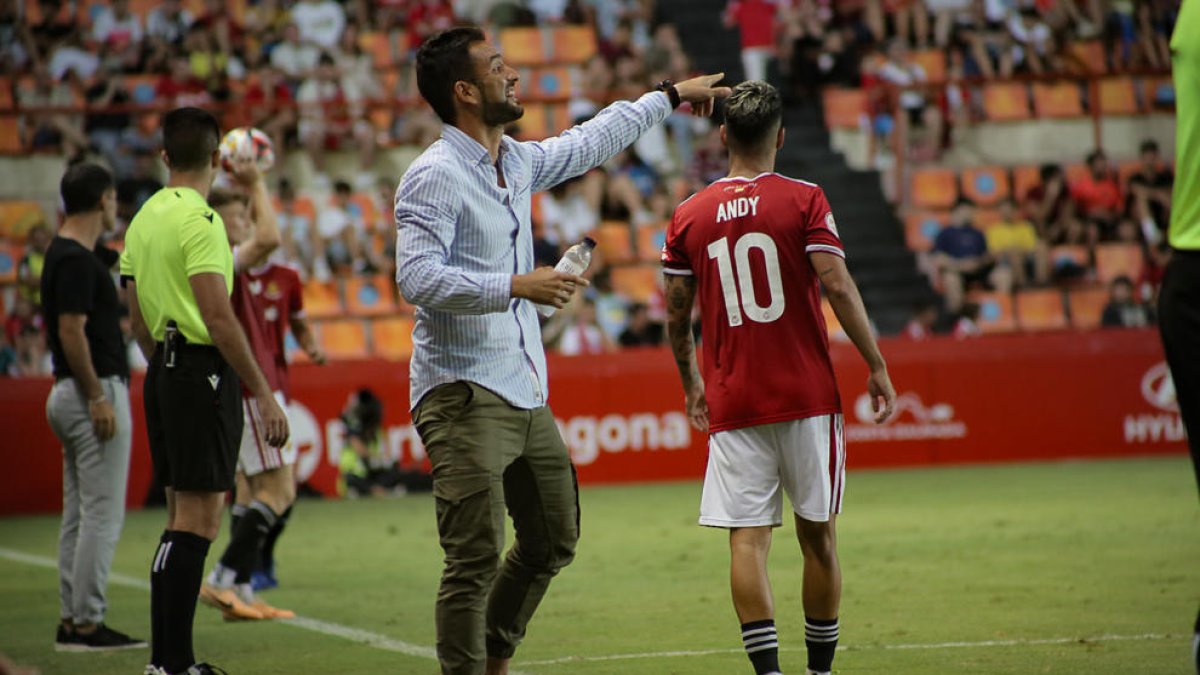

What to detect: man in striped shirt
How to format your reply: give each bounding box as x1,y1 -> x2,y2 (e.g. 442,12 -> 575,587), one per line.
395,26 -> 729,675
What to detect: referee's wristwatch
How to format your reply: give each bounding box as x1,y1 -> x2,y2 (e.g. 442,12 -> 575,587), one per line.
656,80 -> 681,110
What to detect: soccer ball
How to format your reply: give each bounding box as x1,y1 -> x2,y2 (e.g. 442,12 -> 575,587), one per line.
219,127 -> 275,175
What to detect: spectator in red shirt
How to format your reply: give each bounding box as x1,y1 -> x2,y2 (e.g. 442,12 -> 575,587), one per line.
156,55 -> 211,108
1070,150 -> 1123,235
723,0 -> 778,82
406,0 -> 455,50
242,66 -> 296,157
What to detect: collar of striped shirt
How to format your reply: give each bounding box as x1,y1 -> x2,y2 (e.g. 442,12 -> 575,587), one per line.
396,91 -> 672,412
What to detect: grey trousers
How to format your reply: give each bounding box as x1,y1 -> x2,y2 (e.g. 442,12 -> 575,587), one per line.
46,376 -> 132,625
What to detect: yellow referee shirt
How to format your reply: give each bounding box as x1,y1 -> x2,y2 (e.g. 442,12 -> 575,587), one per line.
119,187 -> 233,345
1170,0 -> 1199,250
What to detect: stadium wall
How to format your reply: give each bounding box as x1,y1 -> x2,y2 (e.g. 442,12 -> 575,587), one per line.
0,329 -> 1184,515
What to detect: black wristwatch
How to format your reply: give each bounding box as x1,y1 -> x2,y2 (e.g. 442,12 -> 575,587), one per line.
656,79 -> 681,109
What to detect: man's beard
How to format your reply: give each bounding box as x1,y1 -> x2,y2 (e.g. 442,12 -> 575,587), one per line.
481,95 -> 523,126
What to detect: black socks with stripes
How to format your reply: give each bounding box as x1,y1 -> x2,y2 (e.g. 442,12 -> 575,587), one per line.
152,530 -> 210,674
805,616 -> 839,674
741,619 -> 782,675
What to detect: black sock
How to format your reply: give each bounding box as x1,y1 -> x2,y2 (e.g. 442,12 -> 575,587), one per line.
149,530 -> 170,667
219,500 -> 276,584
161,530 -> 210,674
805,616 -> 839,674
741,619 -> 781,675
259,504 -> 292,573
1192,609 -> 1199,674
229,503 -> 248,536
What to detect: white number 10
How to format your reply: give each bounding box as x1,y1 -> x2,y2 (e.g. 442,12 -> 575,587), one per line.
706,233 -> 786,327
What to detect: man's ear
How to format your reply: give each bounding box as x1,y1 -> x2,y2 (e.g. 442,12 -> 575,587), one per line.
210,148 -> 220,170
719,124 -> 727,148
454,80 -> 479,109
160,149 -> 171,169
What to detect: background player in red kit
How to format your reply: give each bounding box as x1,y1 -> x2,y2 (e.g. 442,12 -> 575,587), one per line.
663,80 -> 896,675
198,158 -> 324,621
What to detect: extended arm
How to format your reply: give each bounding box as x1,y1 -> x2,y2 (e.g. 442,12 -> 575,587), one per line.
664,273 -> 709,432
58,313 -> 116,441
232,160 -> 282,271
809,251 -> 895,423
289,314 -> 325,365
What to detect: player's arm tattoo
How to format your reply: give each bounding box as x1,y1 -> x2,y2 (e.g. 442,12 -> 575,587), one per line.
665,274 -> 703,393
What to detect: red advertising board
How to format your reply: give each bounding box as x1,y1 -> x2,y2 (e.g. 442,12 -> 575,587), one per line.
0,329 -> 1185,515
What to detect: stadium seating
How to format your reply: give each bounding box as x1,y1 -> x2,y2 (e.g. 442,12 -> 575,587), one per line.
1093,243 -> 1144,284
302,280 -> 344,319
1067,286 -> 1110,329
910,50 -> 946,83
1097,76 -> 1140,115
499,27 -> 546,66
910,168 -> 958,209
903,211 -> 948,252
370,316 -> 415,361
1032,81 -> 1085,118
1050,244 -> 1090,271
316,319 -> 369,360
636,225 -> 667,263
820,298 -> 843,338
609,264 -> 659,303
1015,288 -> 1069,331
526,66 -> 574,99
1012,165 -> 1043,202
593,221 -> 634,264
0,201 -> 48,239
821,88 -> 867,130
344,275 -> 397,317
961,166 -> 1010,207
982,82 -> 1032,121
360,31 -> 396,69
968,291 -> 1017,333
551,25 -> 598,63
0,241 -> 20,284
1068,40 -> 1106,75
515,103 -> 571,141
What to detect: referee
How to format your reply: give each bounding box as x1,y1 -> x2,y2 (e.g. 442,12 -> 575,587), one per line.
121,107 -> 288,675
43,163 -> 145,652
1156,3 -> 1198,672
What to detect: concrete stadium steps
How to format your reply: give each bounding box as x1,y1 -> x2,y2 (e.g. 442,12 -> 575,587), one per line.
658,0 -> 744,82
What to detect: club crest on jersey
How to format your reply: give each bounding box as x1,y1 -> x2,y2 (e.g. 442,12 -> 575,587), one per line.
265,281 -> 282,300
716,196 -> 760,223
249,279 -> 263,295
825,212 -> 839,237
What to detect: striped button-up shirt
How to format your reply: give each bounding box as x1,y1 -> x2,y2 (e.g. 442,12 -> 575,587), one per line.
395,91 -> 672,410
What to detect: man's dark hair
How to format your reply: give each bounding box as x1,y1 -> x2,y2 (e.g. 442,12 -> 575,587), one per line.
1112,275 -> 1134,289
334,180 -> 353,195
162,107 -> 220,171
416,26 -> 487,125
1140,139 -> 1159,154
1086,149 -> 1106,164
723,80 -> 783,151
60,162 -> 114,216
208,188 -> 248,210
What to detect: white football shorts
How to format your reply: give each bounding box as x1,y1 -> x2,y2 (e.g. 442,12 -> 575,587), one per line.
699,414 -> 845,527
237,391 -> 297,477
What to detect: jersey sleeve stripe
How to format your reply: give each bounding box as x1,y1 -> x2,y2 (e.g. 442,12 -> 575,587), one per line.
806,244 -> 846,258
662,267 -> 694,276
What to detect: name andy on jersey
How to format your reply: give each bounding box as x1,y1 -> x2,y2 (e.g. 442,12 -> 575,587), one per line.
716,196 -> 761,223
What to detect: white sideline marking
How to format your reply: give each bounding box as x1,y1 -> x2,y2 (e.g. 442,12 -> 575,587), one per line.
0,547 -> 1176,671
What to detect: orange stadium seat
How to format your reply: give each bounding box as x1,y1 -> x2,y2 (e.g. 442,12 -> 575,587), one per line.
0,241 -> 21,284
1068,40 -> 1106,74
636,224 -> 667,263
360,31 -> 394,68
909,49 -> 946,82
301,280 -> 344,319
903,211 -> 948,252
317,319 -> 369,360
961,166 -> 1010,207
370,316 -> 415,361
0,201 -> 49,239
292,195 -> 317,222
348,192 -> 380,226
499,27 -> 547,66
0,77 -> 13,108
822,88 -> 867,130
529,66 -> 574,99
982,82 -> 1032,121
910,168 -> 958,210
1032,81 -> 1084,118
1063,162 -> 1090,186
1067,286 -> 1110,329
593,221 -> 634,264
610,264 -> 660,303
973,208 -> 1003,229
968,291 -> 1017,333
1012,165 -> 1043,202
345,275 -> 397,317
1050,244 -> 1090,271
516,103 -> 570,140
1015,288 -> 1068,331
1143,76 -> 1175,109
0,117 -> 21,153
1097,76 -> 1139,115
1094,243 -> 1144,284
820,298 -> 844,338
551,25 -> 597,63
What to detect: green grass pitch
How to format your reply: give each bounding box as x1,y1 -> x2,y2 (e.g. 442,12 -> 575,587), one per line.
0,457 -> 1196,674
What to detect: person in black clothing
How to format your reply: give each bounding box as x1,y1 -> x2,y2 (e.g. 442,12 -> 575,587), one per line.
117,150 -> 165,221
84,69 -> 133,175
1128,139 -> 1175,242
618,302 -> 664,347
42,162 -> 146,652
1102,275 -> 1155,328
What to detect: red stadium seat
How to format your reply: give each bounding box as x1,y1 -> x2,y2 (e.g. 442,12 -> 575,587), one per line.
551,25 -> 598,63
910,167 -> 958,210
370,316 -> 414,361
499,27 -> 547,66
1094,243 -> 1144,284
316,319 -> 369,360
968,291 -> 1017,333
822,88 -> 867,130
961,166 -> 1010,207
593,221 -> 634,264
344,275 -> 398,317
610,264 -> 660,303
1032,82 -> 1084,118
301,280 -> 344,319
903,211 -> 948,252
1067,286 -> 1110,329
1015,289 -> 1068,332
1097,76 -> 1139,115
982,82 -> 1032,121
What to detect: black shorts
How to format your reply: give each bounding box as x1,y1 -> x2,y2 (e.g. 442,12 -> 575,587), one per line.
145,343 -> 242,492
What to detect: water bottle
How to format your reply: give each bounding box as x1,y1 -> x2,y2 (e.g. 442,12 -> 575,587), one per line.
536,237 -> 596,318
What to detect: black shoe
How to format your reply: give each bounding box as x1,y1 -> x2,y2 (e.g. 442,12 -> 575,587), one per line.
56,623 -> 148,652
183,663 -> 230,674
54,623 -> 73,651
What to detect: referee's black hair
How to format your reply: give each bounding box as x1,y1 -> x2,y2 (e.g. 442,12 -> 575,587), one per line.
162,107 -> 221,172
722,80 -> 783,153
416,26 -> 487,125
60,162 -> 114,216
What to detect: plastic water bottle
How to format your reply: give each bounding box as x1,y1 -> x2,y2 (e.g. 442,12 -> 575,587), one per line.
536,237 -> 596,318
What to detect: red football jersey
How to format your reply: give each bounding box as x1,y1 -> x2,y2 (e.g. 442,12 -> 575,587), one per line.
232,262 -> 304,397
662,172 -> 844,433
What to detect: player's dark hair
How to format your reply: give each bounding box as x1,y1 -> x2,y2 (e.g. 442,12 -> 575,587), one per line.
60,162 -> 114,215
162,107 -> 220,171
416,26 -> 487,125
723,80 -> 783,152
208,188 -> 248,210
